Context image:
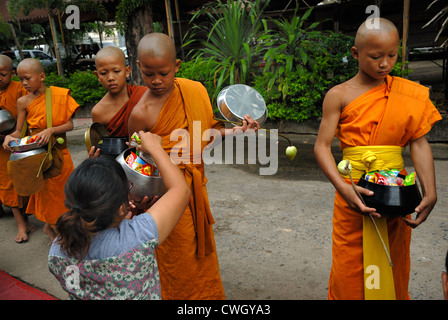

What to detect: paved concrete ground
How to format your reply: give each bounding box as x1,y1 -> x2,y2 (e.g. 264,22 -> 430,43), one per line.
0,124 -> 447,300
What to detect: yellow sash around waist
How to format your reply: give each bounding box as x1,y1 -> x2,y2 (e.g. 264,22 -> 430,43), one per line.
341,145 -> 404,300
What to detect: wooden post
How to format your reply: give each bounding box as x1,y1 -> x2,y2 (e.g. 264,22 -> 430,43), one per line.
9,23 -> 23,60
165,0 -> 174,41
401,0 -> 410,75
48,14 -> 63,77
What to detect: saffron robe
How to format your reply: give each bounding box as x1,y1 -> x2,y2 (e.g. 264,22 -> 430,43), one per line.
25,86 -> 79,225
329,75 -> 442,299
106,84 -> 147,137
147,78 -> 226,299
0,81 -> 28,207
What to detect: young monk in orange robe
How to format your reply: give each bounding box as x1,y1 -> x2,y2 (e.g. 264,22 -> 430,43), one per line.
128,33 -> 259,299
314,18 -> 442,300
3,58 -> 79,240
0,55 -> 32,242
91,47 -> 147,137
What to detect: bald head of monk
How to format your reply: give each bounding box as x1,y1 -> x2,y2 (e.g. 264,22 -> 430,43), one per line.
137,33 -> 177,63
353,18 -> 399,52
136,33 -> 180,96
0,55 -> 15,90
17,58 -> 45,75
0,55 -> 14,72
16,58 -> 46,94
351,18 -> 399,81
95,46 -> 127,68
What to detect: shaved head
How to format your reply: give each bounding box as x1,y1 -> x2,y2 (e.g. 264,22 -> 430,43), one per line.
137,33 -> 176,62
354,18 -> 399,51
95,46 -> 127,67
0,55 -> 14,71
17,58 -> 44,74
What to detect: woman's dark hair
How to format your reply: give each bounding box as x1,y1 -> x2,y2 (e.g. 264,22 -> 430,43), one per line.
55,157 -> 129,260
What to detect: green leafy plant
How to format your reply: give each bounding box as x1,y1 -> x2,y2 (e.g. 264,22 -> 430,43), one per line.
184,0 -> 269,102
43,70 -> 106,106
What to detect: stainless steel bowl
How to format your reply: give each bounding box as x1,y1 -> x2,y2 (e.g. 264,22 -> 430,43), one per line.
9,147 -> 47,161
0,109 -> 16,134
217,84 -> 267,126
116,148 -> 166,202
9,140 -> 42,152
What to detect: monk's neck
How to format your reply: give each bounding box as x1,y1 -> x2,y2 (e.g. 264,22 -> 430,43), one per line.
354,72 -> 387,90
31,85 -> 46,98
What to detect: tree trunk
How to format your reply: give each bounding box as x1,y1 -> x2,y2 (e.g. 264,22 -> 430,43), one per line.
125,2 -> 154,86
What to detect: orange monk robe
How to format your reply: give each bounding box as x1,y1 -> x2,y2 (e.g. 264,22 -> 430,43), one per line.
106,84 -> 147,137
25,86 -> 79,225
329,75 -> 442,300
146,77 -> 226,300
0,81 -> 28,207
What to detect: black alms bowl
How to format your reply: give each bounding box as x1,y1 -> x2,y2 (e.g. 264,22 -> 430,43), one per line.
97,136 -> 128,157
357,174 -> 422,217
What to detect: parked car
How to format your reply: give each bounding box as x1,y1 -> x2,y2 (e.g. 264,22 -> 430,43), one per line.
1,49 -> 57,69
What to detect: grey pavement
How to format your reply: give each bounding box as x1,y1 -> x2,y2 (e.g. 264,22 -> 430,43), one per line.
0,121 -> 447,300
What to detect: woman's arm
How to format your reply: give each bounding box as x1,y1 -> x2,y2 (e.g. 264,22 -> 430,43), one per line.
138,131 -> 191,244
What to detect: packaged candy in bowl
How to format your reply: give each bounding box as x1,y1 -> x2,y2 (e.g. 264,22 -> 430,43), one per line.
20,135 -> 39,145
125,151 -> 159,177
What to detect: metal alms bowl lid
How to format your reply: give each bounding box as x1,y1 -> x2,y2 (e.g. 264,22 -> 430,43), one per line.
84,122 -> 109,152
217,84 -> 267,126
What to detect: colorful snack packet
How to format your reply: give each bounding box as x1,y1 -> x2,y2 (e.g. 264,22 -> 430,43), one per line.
125,151 -> 138,167
131,156 -> 146,172
131,132 -> 141,144
403,172 -> 416,186
364,172 -> 376,182
375,172 -> 389,185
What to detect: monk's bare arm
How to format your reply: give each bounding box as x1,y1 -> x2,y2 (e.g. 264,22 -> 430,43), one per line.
127,105 -> 149,136
314,86 -> 377,216
2,96 -> 28,151
403,135 -> 437,228
35,118 -> 74,146
90,104 -> 103,124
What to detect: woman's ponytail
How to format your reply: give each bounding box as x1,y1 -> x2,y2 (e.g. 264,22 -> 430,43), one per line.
54,207 -> 97,261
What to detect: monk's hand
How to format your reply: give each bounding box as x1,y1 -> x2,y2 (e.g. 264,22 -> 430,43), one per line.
233,114 -> 260,133
36,128 -> 53,146
2,135 -> 18,152
402,194 -> 436,228
88,146 -> 101,159
341,184 -> 380,218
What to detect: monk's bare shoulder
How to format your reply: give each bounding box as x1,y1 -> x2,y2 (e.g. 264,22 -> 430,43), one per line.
91,93 -> 121,124
16,94 -> 33,111
323,82 -> 349,111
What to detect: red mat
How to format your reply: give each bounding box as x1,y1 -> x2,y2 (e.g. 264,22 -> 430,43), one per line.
0,270 -> 57,300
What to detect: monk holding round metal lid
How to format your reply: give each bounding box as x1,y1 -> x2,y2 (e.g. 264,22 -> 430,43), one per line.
314,18 -> 442,300
128,33 -> 260,299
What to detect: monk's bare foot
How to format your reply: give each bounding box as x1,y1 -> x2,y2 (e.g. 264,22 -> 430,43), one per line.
27,223 -> 38,234
43,223 -> 56,242
15,228 -> 28,243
